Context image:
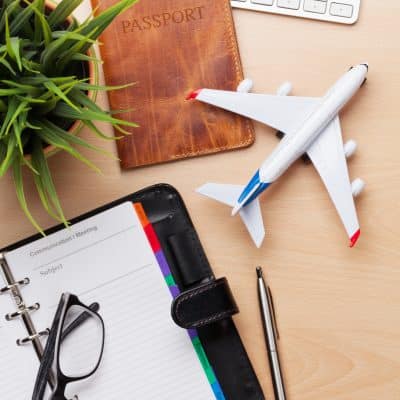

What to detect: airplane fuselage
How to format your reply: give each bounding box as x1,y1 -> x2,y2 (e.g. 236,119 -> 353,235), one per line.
233,64 -> 368,215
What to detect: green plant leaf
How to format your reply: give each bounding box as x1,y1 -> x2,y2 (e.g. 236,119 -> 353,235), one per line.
33,0 -> 45,43
41,29 -> 94,73
0,99 -> 7,112
83,119 -> 122,140
43,80 -> 80,112
0,1 -> 20,35
9,0 -> 38,36
37,118 -> 117,157
54,102 -> 138,128
31,137 -> 68,226
71,52 -> 102,64
1,79 -> 39,91
0,142 -> 6,162
32,166 -> 64,223
21,58 -> 41,74
76,81 -> 135,92
16,95 -> 46,104
80,0 -> 139,47
47,0 -> 83,29
25,120 -> 41,130
0,53 -> 16,75
5,13 -> 23,71
68,87 -> 106,113
0,96 -> 18,137
12,105 -> 28,154
0,133 -> 17,176
0,87 -> 28,96
12,154 -> 44,234
34,119 -> 102,173
20,75 -> 76,85
3,100 -> 30,139
56,26 -> 99,74
29,1 -> 52,46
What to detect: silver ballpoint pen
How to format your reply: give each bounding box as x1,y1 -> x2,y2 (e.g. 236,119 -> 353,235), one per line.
257,267 -> 287,400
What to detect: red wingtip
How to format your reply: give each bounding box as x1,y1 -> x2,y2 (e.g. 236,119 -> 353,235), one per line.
349,229 -> 361,248
186,89 -> 202,100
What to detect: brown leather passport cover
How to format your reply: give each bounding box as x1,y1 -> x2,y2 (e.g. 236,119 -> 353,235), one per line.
91,0 -> 255,168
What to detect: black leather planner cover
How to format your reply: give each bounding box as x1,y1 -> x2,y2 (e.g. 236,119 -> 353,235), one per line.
2,184 -> 264,400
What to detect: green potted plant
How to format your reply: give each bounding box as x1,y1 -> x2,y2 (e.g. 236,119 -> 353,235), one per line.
0,0 -> 138,232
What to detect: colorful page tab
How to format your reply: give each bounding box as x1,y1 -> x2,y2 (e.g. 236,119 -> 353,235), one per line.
134,203 -> 225,400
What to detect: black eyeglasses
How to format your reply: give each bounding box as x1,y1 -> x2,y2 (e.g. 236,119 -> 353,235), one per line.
32,293 -> 105,400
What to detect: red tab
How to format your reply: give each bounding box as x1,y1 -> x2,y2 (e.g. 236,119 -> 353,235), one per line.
144,224 -> 161,253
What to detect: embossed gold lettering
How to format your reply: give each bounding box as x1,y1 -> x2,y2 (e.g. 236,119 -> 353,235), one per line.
121,6 -> 206,33
172,10 -> 184,24
142,15 -> 153,30
122,20 -> 131,33
185,8 -> 195,21
162,12 -> 171,26
153,14 -> 162,28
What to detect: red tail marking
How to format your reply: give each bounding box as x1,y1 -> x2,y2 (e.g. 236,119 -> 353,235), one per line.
186,89 -> 202,100
350,229 -> 361,248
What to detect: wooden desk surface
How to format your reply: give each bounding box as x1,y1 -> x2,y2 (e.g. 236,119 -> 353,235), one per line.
1,2 -> 399,399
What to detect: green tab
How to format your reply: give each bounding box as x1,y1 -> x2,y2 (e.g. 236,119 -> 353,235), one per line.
192,336 -> 216,384
165,273 -> 176,287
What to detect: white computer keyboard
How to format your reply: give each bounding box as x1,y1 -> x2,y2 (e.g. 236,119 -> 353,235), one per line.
231,0 -> 361,24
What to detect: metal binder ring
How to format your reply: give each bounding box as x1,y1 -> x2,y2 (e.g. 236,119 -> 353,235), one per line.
5,303 -> 40,321
0,278 -> 30,294
16,329 -> 50,346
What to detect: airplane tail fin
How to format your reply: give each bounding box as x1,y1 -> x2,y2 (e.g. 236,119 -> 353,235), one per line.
196,183 -> 266,248
239,200 -> 265,248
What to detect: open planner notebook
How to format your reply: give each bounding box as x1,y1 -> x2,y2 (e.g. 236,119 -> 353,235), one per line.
0,202 -> 221,399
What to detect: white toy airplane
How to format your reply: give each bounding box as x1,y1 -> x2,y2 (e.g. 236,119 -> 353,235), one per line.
188,64 -> 368,248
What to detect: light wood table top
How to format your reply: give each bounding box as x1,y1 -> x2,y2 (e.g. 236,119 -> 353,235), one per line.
1,2 -> 399,399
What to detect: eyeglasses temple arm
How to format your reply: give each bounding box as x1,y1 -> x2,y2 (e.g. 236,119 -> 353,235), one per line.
61,302 -> 100,342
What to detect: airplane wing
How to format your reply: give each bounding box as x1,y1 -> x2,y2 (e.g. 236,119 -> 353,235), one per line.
190,89 -> 320,136
306,116 -> 361,246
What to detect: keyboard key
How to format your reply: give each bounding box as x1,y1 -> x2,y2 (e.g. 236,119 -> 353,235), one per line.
277,0 -> 300,10
330,2 -> 353,18
251,0 -> 274,5
304,0 -> 327,14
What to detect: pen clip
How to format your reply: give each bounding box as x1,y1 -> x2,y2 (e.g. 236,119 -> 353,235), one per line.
267,286 -> 280,340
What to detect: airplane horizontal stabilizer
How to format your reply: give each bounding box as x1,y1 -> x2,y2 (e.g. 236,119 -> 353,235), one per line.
197,183 -> 266,247
196,183 -> 244,207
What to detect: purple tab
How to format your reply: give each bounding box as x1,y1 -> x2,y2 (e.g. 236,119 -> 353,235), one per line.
156,251 -> 172,277
169,285 -> 180,298
188,329 -> 198,340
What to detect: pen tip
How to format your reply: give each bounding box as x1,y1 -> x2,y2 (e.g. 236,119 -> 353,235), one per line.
256,266 -> 263,278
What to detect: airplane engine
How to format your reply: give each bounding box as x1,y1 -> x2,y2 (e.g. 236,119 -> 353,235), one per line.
351,178 -> 365,198
276,81 -> 292,96
237,78 -> 254,93
344,140 -> 357,158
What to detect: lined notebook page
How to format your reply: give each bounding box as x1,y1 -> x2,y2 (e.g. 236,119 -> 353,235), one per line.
2,202 -> 215,399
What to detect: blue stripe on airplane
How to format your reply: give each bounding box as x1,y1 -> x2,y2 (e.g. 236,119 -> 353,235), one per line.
243,182 -> 270,206
238,170 -> 271,207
